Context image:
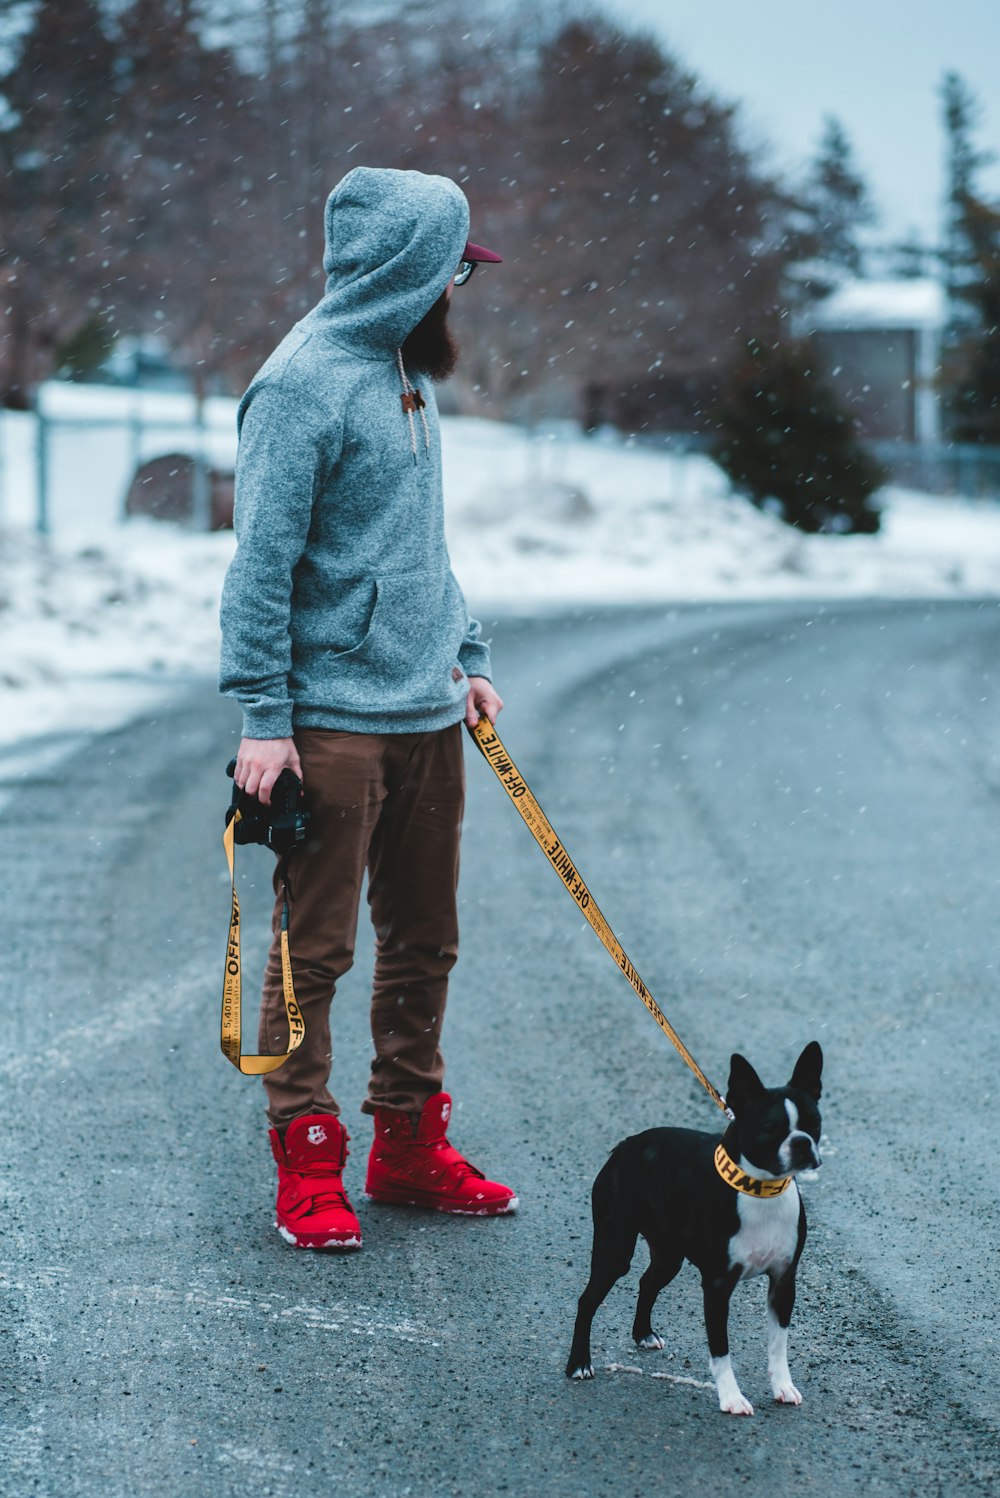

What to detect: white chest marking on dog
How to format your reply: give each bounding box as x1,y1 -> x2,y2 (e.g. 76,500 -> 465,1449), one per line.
729,1182 -> 800,1280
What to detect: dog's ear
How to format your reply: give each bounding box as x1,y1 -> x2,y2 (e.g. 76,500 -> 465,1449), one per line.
727,1053 -> 766,1116
790,1041 -> 823,1102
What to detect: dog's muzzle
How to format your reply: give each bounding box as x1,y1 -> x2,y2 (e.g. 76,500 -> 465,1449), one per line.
784,1133 -> 821,1172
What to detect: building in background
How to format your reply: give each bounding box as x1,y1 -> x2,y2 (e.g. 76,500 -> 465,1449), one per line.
805,277 -> 947,447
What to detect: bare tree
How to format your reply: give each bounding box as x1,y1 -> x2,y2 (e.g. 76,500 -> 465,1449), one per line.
1,0 -> 845,432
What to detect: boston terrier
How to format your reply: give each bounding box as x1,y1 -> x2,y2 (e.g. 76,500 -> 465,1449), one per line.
565,1043 -> 823,1415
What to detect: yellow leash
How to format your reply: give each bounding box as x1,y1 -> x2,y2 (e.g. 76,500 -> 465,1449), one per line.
221,810 -> 305,1074
468,717 -> 733,1119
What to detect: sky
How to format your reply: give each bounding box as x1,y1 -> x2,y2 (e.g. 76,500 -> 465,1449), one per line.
601,0 -> 1000,250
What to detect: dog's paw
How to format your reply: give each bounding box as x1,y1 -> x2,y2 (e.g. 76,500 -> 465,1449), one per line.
772,1380 -> 802,1406
712,1357 -> 753,1415
635,1333 -> 665,1351
567,1363 -> 595,1381
720,1392 -> 754,1417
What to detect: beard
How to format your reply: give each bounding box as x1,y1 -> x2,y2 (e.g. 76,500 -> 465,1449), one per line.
401,290 -> 459,382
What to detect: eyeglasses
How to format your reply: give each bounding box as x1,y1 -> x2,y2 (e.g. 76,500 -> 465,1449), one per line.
454,259 -> 477,286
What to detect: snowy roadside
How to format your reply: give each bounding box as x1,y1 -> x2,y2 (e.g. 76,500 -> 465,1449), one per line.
443,418 -> 1000,606
0,522 -> 231,749
2,411 -> 1000,754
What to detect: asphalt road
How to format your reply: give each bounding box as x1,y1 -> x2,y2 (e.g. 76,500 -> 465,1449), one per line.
2,599 -> 999,1497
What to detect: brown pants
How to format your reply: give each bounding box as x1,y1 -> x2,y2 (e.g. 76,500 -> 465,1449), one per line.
258,723 -> 465,1127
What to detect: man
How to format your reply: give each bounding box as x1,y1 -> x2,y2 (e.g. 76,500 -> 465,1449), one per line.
219,166 -> 516,1250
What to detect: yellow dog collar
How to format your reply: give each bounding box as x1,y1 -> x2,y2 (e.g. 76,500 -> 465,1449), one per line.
714,1143 -> 792,1198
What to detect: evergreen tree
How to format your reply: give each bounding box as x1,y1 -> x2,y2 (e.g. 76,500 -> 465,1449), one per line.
0,0 -> 122,404
882,230 -> 936,280
940,71 -> 1000,445
801,115 -> 878,281
710,336 -> 885,534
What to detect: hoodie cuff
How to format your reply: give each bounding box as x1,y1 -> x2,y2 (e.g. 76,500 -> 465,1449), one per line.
239,700 -> 295,740
458,638 -> 492,682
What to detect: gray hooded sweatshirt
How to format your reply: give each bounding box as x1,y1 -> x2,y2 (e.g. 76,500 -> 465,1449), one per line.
218,166 -> 491,739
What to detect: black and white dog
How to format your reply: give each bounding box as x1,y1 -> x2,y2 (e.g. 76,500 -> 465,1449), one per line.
566,1043 -> 823,1415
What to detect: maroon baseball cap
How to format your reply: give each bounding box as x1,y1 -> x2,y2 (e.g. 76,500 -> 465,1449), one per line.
463,240 -> 503,264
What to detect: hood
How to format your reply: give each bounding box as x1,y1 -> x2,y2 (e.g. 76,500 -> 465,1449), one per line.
315,166 -> 471,353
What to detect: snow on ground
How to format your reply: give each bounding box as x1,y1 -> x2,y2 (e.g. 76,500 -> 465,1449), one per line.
441,418 -> 1000,606
2,387 -> 1000,752
0,521 -> 232,746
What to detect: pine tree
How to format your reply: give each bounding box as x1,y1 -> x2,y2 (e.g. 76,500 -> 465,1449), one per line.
940,72 -> 1000,445
0,0 -> 121,405
801,115 -> 878,281
710,337 -> 885,534
882,231 -> 935,280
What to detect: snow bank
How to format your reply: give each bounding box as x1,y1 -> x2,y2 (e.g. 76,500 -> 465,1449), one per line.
0,522 -> 231,746
441,419 -> 1000,608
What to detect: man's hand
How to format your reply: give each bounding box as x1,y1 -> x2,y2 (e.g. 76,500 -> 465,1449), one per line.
465,676 -> 504,728
235,737 -> 303,806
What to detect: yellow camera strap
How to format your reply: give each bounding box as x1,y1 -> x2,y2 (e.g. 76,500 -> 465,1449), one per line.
468,718 -> 732,1119
221,810 -> 305,1074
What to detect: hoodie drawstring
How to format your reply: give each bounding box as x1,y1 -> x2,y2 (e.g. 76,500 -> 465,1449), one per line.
395,348 -> 431,462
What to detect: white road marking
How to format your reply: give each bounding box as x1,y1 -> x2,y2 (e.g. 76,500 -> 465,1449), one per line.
0,1266 -> 442,1346
605,1362 -> 715,1391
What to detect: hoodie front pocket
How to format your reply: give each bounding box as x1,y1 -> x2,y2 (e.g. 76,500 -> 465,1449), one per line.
324,568 -> 467,703
322,576 -> 378,657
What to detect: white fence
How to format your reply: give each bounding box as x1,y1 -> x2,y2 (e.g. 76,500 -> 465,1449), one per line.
0,383 -> 238,540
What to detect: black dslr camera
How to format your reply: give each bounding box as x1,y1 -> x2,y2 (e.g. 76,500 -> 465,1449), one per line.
225,758 -> 309,855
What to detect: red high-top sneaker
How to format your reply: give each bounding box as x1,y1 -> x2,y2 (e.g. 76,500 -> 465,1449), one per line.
270,1114 -> 362,1250
365,1092 -> 518,1215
